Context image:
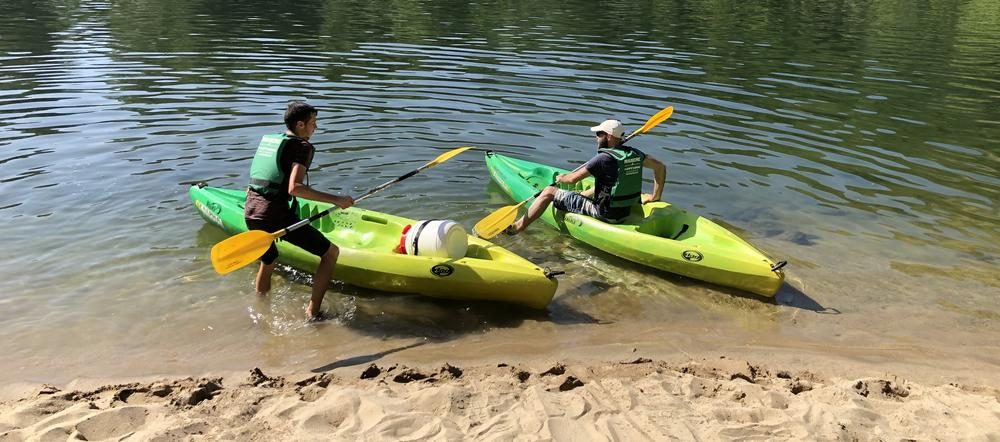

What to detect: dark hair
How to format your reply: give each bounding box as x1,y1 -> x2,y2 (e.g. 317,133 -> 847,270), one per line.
284,101 -> 317,130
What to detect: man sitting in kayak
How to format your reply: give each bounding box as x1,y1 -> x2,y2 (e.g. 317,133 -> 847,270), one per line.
244,101 -> 354,320
505,119 -> 666,234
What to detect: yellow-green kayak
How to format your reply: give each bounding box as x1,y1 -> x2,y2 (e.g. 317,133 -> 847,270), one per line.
484,151 -> 785,296
190,184 -> 558,308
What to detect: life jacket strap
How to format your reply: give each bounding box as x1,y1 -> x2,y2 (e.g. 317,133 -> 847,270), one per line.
249,178 -> 282,190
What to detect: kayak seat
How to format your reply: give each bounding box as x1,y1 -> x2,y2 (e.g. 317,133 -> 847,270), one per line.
298,204 -> 334,232
671,224 -> 690,240
635,216 -> 671,237
523,167 -> 570,190
635,206 -> 693,240
517,169 -> 538,187
464,244 -> 492,260
294,204 -> 384,249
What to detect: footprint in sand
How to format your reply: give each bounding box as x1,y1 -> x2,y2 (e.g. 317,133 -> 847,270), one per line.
73,406 -> 148,440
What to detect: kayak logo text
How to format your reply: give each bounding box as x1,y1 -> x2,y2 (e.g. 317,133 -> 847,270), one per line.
431,264 -> 454,277
682,250 -> 703,262
195,200 -> 224,229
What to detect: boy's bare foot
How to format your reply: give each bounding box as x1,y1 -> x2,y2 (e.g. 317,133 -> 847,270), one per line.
306,302 -> 323,321
307,309 -> 332,322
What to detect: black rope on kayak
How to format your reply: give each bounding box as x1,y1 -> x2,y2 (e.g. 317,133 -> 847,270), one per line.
771,260 -> 788,272
671,224 -> 689,240
544,268 -> 565,279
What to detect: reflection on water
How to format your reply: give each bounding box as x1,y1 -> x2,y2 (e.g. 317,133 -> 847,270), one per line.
0,0 -> 998,382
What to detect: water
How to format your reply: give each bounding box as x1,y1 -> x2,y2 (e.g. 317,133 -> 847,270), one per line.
1,0 -> 998,383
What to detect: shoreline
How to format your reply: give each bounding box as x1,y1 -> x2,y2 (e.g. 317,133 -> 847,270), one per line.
4,333 -> 999,398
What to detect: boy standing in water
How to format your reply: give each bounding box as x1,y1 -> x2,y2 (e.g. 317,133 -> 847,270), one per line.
244,101 -> 354,319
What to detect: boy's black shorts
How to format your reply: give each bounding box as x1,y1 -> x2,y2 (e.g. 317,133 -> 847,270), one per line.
245,217 -> 332,265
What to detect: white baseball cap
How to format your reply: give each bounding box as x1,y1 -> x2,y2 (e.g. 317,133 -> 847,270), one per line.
590,119 -> 624,139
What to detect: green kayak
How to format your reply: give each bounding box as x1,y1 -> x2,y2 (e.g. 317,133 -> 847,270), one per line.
484,151 -> 785,296
190,184 -> 558,308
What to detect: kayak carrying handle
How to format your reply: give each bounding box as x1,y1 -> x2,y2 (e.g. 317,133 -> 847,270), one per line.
544,268 -> 565,279
771,261 -> 788,272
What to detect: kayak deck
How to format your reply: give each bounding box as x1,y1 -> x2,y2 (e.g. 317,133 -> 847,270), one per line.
485,151 -> 784,296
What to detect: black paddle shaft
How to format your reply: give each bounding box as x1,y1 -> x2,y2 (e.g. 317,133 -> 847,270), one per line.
284,166 -> 425,234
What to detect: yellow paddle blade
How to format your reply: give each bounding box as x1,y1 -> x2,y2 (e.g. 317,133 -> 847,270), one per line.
210,229 -> 280,275
426,146 -> 472,168
638,105 -> 673,134
473,203 -> 522,240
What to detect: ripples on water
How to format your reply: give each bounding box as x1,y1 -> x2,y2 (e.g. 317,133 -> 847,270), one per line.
0,0 -> 997,380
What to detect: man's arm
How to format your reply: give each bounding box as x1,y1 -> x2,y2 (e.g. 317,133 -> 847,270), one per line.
555,165 -> 591,185
288,162 -> 354,209
642,156 -> 666,203
559,156 -> 603,195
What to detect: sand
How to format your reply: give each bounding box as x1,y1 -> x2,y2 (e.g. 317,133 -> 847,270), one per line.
2,356 -> 998,441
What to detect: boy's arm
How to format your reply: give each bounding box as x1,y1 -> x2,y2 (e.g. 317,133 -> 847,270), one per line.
288,162 -> 354,209
642,156 -> 666,203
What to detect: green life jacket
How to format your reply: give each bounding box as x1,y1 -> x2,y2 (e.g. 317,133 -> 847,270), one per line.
248,133 -> 290,198
598,147 -> 645,209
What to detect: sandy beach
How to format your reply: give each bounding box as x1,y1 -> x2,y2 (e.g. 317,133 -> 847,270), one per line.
3,351 -> 998,441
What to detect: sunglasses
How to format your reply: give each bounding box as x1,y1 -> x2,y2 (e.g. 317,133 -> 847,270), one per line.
595,131 -> 607,137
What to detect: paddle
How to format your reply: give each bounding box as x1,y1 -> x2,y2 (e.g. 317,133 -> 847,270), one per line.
211,146 -> 472,274
473,106 -> 674,240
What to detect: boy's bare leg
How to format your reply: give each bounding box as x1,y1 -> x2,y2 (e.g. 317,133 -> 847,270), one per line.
255,261 -> 276,296
307,245 -> 339,319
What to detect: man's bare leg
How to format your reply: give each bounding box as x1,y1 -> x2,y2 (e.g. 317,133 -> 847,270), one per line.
510,186 -> 557,234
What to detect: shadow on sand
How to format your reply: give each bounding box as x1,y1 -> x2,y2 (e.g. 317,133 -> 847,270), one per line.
772,282 -> 839,314
311,341 -> 428,372
305,288 -> 610,373
326,286 -> 609,339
